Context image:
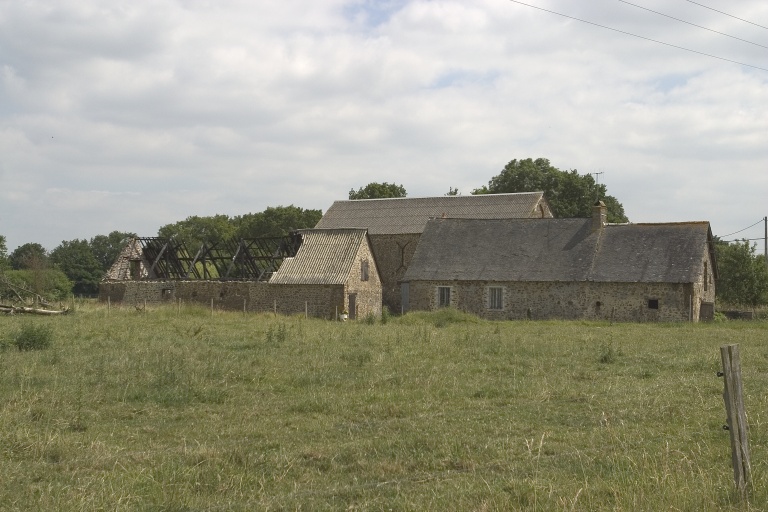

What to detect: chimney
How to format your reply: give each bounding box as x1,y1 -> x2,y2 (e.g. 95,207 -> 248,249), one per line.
592,200 -> 606,232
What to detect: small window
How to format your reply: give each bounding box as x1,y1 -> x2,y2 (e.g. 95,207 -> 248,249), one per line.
648,299 -> 659,310
361,259 -> 369,282
438,286 -> 451,308
488,287 -> 503,310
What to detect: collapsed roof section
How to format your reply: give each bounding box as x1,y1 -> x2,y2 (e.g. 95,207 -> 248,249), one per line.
104,234 -> 303,281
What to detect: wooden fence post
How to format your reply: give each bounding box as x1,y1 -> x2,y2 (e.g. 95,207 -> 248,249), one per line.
720,344 -> 751,493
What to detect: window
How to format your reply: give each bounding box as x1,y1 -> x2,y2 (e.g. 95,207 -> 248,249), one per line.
438,286 -> 451,307
648,299 -> 659,310
361,259 -> 369,282
488,287 -> 504,310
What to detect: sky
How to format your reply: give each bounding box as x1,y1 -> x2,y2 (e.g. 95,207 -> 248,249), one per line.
1,0 -> 766,254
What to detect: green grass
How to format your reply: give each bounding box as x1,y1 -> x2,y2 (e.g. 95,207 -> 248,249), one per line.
1,303 -> 768,510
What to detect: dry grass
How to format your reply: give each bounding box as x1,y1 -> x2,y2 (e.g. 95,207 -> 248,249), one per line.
1,302 -> 768,510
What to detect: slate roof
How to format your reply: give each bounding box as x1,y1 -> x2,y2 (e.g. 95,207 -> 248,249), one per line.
314,192 -> 551,235
269,229 -> 370,285
402,218 -> 714,284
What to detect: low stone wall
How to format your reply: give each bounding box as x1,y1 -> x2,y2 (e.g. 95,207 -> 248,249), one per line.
99,281 -> 348,319
406,280 -> 704,322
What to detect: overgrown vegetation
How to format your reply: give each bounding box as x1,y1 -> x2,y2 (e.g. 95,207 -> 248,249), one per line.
716,239 -> 768,308
12,323 -> 54,351
1,303 -> 768,510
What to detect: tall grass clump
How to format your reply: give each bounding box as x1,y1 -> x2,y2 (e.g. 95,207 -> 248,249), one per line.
397,307 -> 480,327
13,323 -> 53,351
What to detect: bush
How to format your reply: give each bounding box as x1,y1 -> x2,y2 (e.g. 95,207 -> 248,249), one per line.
13,323 -> 53,351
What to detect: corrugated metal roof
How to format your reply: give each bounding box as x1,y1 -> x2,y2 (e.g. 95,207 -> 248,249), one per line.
315,192 -> 551,234
403,218 -> 712,284
269,229 -> 368,285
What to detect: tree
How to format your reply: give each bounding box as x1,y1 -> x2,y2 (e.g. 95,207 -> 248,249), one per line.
10,243 -> 49,270
157,214 -> 235,250
232,206 -> 322,239
473,158 -> 628,223
349,182 -> 407,200
90,231 -> 136,272
50,239 -> 104,295
0,235 -> 8,270
1,268 -> 72,302
715,239 -> 768,307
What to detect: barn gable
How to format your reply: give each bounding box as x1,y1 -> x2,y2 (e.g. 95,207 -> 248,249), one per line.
270,229 -> 375,285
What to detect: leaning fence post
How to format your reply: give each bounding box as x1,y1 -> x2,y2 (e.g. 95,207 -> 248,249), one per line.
720,344 -> 751,493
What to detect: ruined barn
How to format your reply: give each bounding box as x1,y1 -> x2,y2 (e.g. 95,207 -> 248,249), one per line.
100,229 -> 381,319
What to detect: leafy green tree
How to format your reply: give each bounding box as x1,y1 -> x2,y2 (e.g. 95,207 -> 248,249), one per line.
1,268 -> 72,301
715,240 -> 768,307
0,234 -> 8,270
233,206 -> 322,239
50,239 -> 104,295
349,182 -> 407,200
9,242 -> 49,270
473,158 -> 628,223
157,214 -> 235,250
90,231 -> 136,272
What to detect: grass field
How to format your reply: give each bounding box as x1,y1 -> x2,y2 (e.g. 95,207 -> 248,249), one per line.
1,303 -> 768,511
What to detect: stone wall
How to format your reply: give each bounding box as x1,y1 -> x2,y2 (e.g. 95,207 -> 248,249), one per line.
406,280 -> 710,322
343,235 -> 383,319
368,233 -> 421,314
100,281 -> 351,319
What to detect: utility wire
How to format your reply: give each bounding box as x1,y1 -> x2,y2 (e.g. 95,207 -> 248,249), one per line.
506,0 -> 768,72
682,0 -> 768,31
724,237 -> 765,243
618,0 -> 768,49
721,218 -> 764,238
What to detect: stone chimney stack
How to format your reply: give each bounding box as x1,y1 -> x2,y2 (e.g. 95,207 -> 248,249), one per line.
592,200 -> 607,232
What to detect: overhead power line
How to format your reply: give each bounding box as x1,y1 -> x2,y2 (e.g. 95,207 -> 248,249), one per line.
682,0 -> 768,31
618,0 -> 768,49
506,0 -> 768,72
721,218 -> 765,238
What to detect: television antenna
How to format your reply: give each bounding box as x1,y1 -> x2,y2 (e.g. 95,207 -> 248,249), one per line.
589,172 -> 604,201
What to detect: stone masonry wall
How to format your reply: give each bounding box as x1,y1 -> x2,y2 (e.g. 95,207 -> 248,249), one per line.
343,236 -> 383,319
368,233 -> 420,314
406,280 -> 705,322
100,281 -> 349,319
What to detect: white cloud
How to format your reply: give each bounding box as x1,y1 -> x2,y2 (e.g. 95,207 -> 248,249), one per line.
0,0 -> 766,252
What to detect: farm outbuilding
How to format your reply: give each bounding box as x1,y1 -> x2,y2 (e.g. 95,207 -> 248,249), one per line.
400,202 -> 717,322
100,228 -> 381,320
314,192 -> 553,313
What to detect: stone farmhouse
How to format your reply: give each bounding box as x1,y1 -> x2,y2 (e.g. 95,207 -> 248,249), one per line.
400,202 -> 717,322
100,193 -> 717,323
100,228 -> 381,320
314,192 -> 553,313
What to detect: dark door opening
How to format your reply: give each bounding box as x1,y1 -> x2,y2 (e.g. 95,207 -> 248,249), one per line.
348,293 -> 357,320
